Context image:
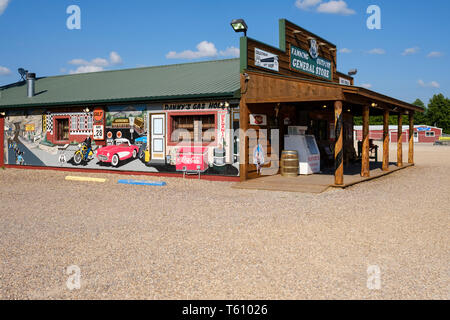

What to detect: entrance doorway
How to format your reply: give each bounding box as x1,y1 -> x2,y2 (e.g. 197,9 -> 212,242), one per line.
150,114 -> 165,162
414,131 -> 419,143
56,118 -> 69,141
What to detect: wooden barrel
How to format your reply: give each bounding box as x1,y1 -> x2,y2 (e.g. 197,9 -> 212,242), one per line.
280,150 -> 299,177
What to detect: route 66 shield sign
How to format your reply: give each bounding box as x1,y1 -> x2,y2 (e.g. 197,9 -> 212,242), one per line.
309,39 -> 319,59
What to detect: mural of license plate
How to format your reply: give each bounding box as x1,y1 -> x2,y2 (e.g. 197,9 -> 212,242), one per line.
93,125 -> 104,140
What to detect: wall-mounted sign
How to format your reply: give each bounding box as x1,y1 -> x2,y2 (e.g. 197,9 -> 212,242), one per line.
249,114 -> 267,126
255,48 -> 279,72
25,124 -> 35,131
339,77 -> 351,86
290,45 -> 332,81
417,127 -> 431,132
163,102 -> 227,111
93,125 -> 104,140
93,109 -> 104,123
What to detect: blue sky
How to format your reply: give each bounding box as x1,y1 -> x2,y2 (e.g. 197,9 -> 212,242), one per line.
0,0 -> 448,105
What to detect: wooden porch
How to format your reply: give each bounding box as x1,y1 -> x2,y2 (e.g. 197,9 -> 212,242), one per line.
233,162 -> 413,193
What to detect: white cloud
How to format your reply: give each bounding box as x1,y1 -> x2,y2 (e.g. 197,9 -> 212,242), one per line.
295,0 -> 355,15
67,51 -> 123,74
69,66 -> 104,74
339,48 -> 351,53
317,0 -> 355,15
295,0 -> 322,10
219,46 -> 240,58
109,51 -> 123,65
0,0 -> 11,16
0,65 -> 11,75
402,47 -> 419,56
166,41 -> 218,60
418,79 -> 440,88
427,51 -> 444,58
367,48 -> 386,55
361,83 -> 372,89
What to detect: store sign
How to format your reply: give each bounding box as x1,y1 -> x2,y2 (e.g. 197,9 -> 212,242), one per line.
417,127 -> 431,132
290,45 -> 332,81
249,114 -> 267,126
25,124 -> 35,131
163,102 -> 227,110
255,48 -> 279,72
339,77 -> 351,86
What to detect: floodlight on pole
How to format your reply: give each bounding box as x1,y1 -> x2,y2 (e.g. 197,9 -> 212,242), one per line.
230,19 -> 248,36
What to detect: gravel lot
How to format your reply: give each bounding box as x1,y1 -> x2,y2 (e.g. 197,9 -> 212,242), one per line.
0,143 -> 448,299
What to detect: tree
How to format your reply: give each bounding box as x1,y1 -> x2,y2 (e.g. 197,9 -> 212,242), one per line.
412,99 -> 428,125
427,94 -> 450,134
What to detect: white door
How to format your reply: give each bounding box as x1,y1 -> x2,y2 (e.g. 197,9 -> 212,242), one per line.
413,131 -> 419,143
150,114 -> 165,161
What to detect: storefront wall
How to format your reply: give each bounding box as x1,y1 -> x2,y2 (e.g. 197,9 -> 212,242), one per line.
2,101 -> 240,177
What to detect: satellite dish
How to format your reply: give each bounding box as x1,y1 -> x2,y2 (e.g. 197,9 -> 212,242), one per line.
348,69 -> 357,76
18,68 -> 28,81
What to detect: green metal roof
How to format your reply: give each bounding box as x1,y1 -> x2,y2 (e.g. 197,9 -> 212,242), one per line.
0,58 -> 241,109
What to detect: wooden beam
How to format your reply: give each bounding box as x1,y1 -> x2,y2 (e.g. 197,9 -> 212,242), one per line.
334,100 -> 344,185
239,74 -> 249,181
361,105 -> 370,177
382,109 -> 389,171
408,112 -> 414,164
397,113 -> 403,167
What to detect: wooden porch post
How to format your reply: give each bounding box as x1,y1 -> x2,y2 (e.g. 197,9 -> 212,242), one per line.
361,105 -> 370,177
239,75 -> 249,181
397,113 -> 403,167
382,109 -> 389,171
334,100 -> 343,185
408,112 -> 414,164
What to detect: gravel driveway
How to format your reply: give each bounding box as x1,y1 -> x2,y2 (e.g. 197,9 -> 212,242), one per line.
0,143 -> 448,299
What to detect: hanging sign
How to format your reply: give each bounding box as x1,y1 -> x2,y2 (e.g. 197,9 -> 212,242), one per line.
255,48 -> 279,72
339,77 -> 351,86
290,44 -> 332,80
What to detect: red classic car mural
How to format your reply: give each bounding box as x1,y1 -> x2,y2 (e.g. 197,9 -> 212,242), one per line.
96,138 -> 139,167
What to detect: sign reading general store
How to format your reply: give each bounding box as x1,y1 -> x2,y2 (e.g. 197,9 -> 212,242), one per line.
290,45 -> 332,81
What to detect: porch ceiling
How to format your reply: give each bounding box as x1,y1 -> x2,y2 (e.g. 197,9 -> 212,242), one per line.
242,70 -> 424,114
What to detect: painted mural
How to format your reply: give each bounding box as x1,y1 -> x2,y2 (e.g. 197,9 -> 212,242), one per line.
3,104 -> 240,176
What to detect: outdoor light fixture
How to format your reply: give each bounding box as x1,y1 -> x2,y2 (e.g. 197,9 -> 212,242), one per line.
0,111 -> 5,116
318,42 -> 327,47
348,69 -> 358,76
371,102 -> 377,107
307,36 -> 315,41
329,48 -> 337,51
83,107 -> 90,113
293,30 -> 302,34
323,105 -> 327,109
230,19 -> 248,36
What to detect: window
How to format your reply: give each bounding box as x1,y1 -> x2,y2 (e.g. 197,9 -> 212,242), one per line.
71,116 -> 78,130
425,131 -> 435,137
170,114 -> 216,143
87,115 -> 93,129
79,117 -> 87,130
414,132 -> 418,137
